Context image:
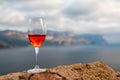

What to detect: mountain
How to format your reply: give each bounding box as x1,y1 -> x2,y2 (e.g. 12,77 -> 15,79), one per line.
0,30 -> 29,48
45,31 -> 108,46
73,34 -> 107,45
0,30 -> 108,49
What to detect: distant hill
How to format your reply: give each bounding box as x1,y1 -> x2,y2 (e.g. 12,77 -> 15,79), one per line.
45,31 -> 108,46
0,30 -> 108,49
0,30 -> 29,48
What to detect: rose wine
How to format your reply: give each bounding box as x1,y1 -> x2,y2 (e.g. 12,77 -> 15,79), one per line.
28,34 -> 46,47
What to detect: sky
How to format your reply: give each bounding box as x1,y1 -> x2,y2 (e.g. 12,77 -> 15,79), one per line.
0,0 -> 120,43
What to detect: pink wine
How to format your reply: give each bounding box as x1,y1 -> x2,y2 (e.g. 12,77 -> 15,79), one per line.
28,34 -> 46,47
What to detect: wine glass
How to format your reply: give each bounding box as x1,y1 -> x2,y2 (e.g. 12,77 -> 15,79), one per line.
27,17 -> 46,73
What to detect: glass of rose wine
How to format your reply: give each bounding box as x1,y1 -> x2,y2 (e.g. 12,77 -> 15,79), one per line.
27,17 -> 46,73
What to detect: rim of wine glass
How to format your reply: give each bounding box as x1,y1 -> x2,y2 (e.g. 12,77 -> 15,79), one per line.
28,17 -> 47,34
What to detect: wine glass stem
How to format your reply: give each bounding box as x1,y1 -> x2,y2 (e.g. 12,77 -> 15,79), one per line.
35,47 -> 39,69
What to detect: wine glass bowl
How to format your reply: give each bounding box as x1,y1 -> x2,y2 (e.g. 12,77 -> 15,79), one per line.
27,17 -> 46,73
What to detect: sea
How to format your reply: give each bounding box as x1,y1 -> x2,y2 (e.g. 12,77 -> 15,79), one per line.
0,45 -> 120,75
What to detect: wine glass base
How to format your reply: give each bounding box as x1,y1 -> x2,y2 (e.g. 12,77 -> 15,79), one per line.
27,68 -> 46,73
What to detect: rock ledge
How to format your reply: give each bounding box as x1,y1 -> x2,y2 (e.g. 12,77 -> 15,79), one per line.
0,61 -> 120,80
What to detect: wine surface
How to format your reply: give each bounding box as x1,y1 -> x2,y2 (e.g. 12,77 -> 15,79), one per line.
28,34 -> 46,47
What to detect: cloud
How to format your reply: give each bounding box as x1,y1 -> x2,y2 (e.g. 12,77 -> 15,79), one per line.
61,0 -> 120,34
0,0 -> 61,27
0,0 -> 120,36
2,11 -> 25,23
62,0 -> 98,18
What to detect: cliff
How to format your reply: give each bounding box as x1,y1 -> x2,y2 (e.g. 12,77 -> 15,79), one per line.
0,61 -> 120,80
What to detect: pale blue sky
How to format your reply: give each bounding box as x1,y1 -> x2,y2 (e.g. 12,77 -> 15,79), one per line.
0,0 -> 120,43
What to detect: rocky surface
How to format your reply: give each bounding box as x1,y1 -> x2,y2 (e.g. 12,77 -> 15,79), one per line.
0,61 -> 120,80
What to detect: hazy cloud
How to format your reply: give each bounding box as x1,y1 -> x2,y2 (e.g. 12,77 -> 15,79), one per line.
62,0 -> 98,18
0,0 -> 120,36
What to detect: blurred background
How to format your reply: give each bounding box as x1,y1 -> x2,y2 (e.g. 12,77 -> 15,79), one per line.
0,0 -> 120,75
